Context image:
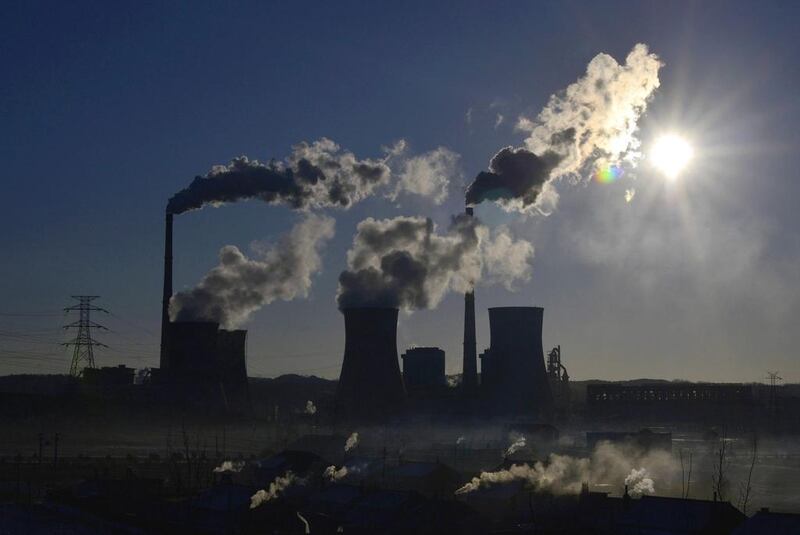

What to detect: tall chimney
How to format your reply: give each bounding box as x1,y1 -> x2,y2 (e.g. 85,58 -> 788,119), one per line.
159,211 -> 173,371
462,206 -> 478,391
335,307 -> 405,422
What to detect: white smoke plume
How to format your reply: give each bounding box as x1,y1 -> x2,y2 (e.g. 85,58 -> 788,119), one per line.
250,471 -> 298,508
505,433 -> 527,457
625,467 -> 655,496
324,465 -> 351,482
344,432 -> 359,452
337,214 -> 533,310
467,44 -> 662,214
213,460 -> 245,473
389,144 -> 460,205
456,441 -> 675,496
170,214 -> 335,328
456,436 -> 466,445
305,400 -> 317,415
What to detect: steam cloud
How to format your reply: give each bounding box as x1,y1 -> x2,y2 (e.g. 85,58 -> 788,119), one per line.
170,214 -> 335,328
467,44 -> 662,213
168,138 -> 391,214
456,441 -> 675,496
344,432 -> 359,452
625,467 -> 655,496
389,143 -> 460,205
323,465 -> 351,482
213,460 -> 245,473
337,214 -> 534,310
250,471 -> 298,508
505,433 -> 527,457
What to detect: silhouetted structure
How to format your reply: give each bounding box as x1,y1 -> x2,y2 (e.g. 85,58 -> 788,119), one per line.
335,307 -> 405,422
82,365 -> 135,388
480,306 -> 553,418
462,206 -> 478,393
63,296 -> 108,376
587,382 -> 756,421
160,211 -> 173,370
165,321 -> 250,412
402,347 -> 446,390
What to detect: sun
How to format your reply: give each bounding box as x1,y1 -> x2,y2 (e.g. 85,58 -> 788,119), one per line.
650,134 -> 694,179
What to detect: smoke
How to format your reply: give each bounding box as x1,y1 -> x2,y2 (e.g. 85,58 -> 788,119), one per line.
169,214 -> 335,328
213,460 -> 245,473
168,138 -> 391,214
625,467 -> 655,496
467,44 -> 661,214
344,432 -> 359,452
389,146 -> 460,205
456,441 -> 676,496
456,436 -> 466,445
250,471 -> 298,508
337,214 -> 533,310
324,465 -> 351,482
305,400 -> 317,415
505,433 -> 527,457
625,188 -> 636,203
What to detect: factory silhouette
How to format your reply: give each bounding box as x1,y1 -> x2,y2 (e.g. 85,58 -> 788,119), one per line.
156,206 -> 562,423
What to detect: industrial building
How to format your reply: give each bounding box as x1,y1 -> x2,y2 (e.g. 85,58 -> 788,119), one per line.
402,347 -> 446,390
479,306 -> 554,419
157,211 -> 250,413
335,307 -> 406,422
586,382 -> 756,422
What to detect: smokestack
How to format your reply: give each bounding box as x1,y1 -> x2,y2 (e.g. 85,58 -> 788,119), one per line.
335,307 -> 405,422
462,206 -> 478,392
160,211 -> 173,371
481,307 -> 553,418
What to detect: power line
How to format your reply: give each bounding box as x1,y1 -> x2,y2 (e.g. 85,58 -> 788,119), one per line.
62,296 -> 108,377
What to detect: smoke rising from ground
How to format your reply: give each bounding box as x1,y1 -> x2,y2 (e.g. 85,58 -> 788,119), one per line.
625,467 -> 655,496
213,460 -> 245,473
467,44 -> 661,213
456,441 -> 676,495
305,400 -> 317,415
170,214 -> 335,328
324,465 -> 351,482
505,433 -> 527,457
337,214 -> 533,310
250,471 -> 298,508
345,432 -> 359,452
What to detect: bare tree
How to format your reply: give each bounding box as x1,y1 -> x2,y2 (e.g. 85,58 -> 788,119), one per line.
738,433 -> 758,515
680,449 -> 694,499
711,427 -> 729,501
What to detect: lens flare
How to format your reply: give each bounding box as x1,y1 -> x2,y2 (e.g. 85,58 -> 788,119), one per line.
595,164 -> 624,184
650,135 -> 693,179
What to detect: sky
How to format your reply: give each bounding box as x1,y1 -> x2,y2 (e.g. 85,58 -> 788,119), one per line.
1,0 -> 799,382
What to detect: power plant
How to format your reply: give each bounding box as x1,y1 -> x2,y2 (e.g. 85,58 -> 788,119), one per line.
335,307 -> 406,422
157,210 -> 250,412
480,307 -> 554,419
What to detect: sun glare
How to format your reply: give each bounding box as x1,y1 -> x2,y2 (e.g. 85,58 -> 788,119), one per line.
650,134 -> 693,179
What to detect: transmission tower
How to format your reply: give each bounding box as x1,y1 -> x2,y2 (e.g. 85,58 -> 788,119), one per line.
63,296 -> 108,376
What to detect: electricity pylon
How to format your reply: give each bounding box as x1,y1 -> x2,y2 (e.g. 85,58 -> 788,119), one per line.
63,296 -> 108,376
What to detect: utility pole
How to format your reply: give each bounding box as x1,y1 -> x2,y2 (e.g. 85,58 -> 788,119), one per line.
766,371 -> 783,416
63,296 -> 108,377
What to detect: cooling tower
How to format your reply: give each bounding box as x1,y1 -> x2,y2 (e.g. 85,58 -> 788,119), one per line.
159,211 -> 173,371
480,306 -> 553,418
335,307 -> 406,422
217,329 -> 250,411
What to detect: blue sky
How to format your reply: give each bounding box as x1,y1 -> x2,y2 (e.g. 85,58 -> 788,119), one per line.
2,1 -> 799,381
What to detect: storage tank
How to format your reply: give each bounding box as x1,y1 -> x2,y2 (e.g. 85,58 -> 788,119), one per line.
335,307 -> 406,422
